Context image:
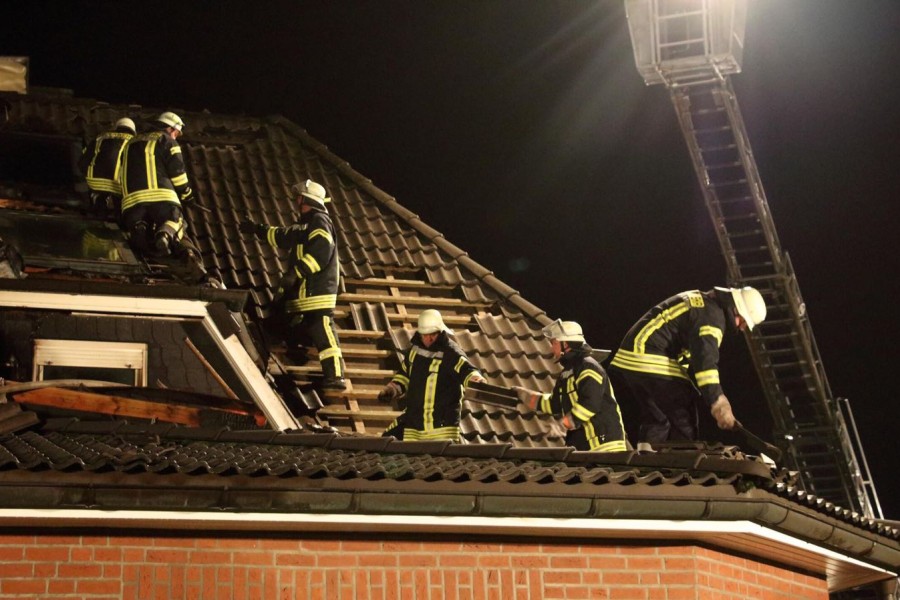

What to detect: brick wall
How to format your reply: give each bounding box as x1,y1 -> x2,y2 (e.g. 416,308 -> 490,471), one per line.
0,534 -> 828,599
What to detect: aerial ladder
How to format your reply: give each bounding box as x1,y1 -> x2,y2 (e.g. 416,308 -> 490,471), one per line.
624,0 -> 882,519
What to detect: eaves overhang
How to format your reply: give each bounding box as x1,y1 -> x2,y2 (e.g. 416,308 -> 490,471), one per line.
0,505 -> 894,593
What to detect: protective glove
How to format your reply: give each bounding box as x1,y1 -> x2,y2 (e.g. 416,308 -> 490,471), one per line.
377,382 -> 401,403
560,412 -> 577,431
512,386 -> 541,411
711,394 -> 736,430
239,220 -> 266,235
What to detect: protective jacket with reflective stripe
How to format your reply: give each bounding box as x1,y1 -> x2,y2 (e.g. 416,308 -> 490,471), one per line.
538,345 -> 626,452
120,131 -> 192,211
260,208 -> 339,314
610,289 -> 726,405
389,331 -> 481,441
79,130 -> 133,195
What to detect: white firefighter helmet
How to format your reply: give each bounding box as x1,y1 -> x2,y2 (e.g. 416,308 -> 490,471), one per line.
730,286 -> 767,331
115,117 -> 136,133
291,179 -> 330,209
156,111 -> 185,131
417,309 -> 450,335
542,319 -> 585,343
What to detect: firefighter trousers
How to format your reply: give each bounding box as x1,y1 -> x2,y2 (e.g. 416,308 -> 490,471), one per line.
288,310 -> 344,381
611,369 -> 699,443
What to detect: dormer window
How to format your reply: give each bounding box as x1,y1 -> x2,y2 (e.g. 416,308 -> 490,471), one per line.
32,339 -> 147,386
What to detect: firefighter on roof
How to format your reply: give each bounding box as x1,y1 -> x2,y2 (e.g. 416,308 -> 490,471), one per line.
119,111 -> 205,279
378,309 -> 485,442
608,286 -> 767,448
240,180 -> 346,391
78,117 -> 135,215
516,320 -> 627,452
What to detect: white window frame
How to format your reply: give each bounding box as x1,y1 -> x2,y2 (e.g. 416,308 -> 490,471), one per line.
32,339 -> 148,386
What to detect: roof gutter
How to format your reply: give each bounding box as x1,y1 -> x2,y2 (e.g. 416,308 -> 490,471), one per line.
0,507 -> 893,592
0,290 -> 299,430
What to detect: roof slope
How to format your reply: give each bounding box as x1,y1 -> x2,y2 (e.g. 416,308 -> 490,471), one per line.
0,90 -> 565,442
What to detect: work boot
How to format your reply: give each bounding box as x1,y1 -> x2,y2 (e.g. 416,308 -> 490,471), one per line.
154,232 -> 172,256
321,377 -> 346,392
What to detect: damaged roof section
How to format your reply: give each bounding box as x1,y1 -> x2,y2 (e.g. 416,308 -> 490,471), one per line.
1,89 -> 566,443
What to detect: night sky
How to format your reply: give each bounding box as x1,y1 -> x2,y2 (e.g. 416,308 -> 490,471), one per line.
4,1 -> 899,519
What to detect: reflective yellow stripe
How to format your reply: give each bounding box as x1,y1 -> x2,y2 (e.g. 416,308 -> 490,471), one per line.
121,189 -> 180,211
699,325 -> 723,346
539,393 -> 552,414
392,374 -> 410,387
462,370 -> 480,386
85,177 -> 121,194
145,138 -> 157,189
423,358 -> 442,430
454,356 -> 466,373
322,315 -> 342,377
308,228 -> 333,244
571,402 -> 595,421
695,369 -> 720,387
633,301 -> 689,353
301,253 -> 321,273
576,370 -> 604,387
404,426 -> 459,442
171,173 -> 188,187
595,439 -> 627,452
285,294 -> 338,312
610,349 -> 688,379
170,145 -> 182,155
266,227 -> 278,247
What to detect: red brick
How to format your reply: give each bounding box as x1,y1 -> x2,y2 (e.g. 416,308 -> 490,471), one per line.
146,548 -> 189,563
660,571 -> 695,586
23,546 -> 69,561
509,555 -> 548,569
77,579 -> 122,595
0,547 -> 23,561
301,540 -> 341,552
0,534 -> 36,545
275,553 -> 316,567
550,555 -> 588,569
190,550 -> 232,564
476,555 -> 510,568
626,557 -> 663,570
359,554 -> 399,567
438,554 -> 477,567
602,571 -> 640,585
95,547 -> 123,562
544,571 -> 581,585
48,579 -> 77,594
399,554 -> 438,568
1,579 -> 47,594
588,557 -> 627,569
0,562 -> 34,577
58,563 -> 103,578
123,548 -> 145,562
233,551 -> 274,566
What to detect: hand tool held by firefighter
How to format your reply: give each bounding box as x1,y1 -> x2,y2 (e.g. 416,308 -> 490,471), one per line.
734,420 -> 783,463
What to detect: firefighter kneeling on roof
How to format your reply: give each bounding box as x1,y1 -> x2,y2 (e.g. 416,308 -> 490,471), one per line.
378,309 -> 485,442
515,320 -> 627,452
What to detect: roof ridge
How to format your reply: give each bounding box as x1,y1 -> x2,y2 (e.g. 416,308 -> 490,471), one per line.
268,115 -> 552,328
